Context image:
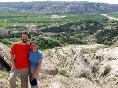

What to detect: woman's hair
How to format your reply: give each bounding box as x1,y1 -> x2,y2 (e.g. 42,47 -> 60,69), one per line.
30,41 -> 38,45
30,41 -> 39,50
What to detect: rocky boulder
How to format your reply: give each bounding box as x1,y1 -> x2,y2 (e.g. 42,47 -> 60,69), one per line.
0,42 -> 11,71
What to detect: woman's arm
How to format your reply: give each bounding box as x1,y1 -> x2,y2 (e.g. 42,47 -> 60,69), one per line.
32,59 -> 42,78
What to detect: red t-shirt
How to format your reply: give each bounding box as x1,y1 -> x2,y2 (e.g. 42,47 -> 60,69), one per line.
10,42 -> 30,69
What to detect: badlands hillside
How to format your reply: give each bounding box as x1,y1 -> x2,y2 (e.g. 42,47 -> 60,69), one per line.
0,43 -> 118,88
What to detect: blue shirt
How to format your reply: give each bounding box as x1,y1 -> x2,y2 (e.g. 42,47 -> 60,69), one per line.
29,49 -> 42,69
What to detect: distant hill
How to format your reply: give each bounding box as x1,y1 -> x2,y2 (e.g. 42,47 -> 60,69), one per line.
0,1 -> 118,14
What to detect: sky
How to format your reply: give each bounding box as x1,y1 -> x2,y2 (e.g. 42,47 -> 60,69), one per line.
0,0 -> 118,4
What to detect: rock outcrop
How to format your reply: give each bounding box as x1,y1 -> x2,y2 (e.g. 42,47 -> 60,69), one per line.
91,47 -> 118,88
1,43 -> 118,88
43,44 -> 106,77
0,42 -> 11,71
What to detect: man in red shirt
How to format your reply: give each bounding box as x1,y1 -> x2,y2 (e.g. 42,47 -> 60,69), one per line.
9,32 -> 30,88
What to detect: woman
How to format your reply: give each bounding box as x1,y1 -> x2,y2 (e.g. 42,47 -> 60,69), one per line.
29,41 -> 42,88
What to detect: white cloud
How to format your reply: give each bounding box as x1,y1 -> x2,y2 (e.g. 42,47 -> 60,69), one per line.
0,0 -> 118,4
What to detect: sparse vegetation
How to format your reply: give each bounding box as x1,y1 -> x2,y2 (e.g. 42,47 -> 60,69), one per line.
79,69 -> 91,79
91,61 -> 100,77
103,65 -> 111,76
0,39 -> 12,47
58,68 -> 70,77
108,12 -> 118,18
36,37 -> 62,50
0,70 -> 9,78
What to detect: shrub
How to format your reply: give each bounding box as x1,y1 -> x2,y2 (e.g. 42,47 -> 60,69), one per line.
0,70 -> 9,78
37,37 -> 62,50
79,69 -> 91,79
0,39 -> 12,47
58,68 -> 70,77
103,65 -> 111,76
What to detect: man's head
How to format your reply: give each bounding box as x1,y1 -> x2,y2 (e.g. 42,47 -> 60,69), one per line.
21,32 -> 29,43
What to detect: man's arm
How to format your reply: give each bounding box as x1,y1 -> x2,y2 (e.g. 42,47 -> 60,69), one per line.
10,43 -> 16,70
11,55 -> 16,70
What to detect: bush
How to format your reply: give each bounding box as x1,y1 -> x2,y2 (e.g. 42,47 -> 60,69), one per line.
79,69 -> 91,79
96,28 -> 118,46
102,65 -> 111,76
37,37 -> 62,50
104,40 -> 112,46
0,39 -> 12,47
53,33 -> 87,45
0,70 -> 9,78
58,68 -> 70,77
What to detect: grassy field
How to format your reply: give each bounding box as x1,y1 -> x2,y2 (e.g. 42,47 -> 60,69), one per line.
108,12 -> 118,18
0,13 -> 108,28
0,13 -> 114,49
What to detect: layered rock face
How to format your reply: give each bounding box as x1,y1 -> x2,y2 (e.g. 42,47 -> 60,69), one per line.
91,47 -> 118,88
0,43 -> 118,88
43,44 -> 106,77
41,44 -> 118,88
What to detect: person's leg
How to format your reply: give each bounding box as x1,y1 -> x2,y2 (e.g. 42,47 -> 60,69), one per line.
30,68 -> 39,88
18,68 -> 29,88
31,77 -> 39,88
31,84 -> 38,88
9,70 -> 18,88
